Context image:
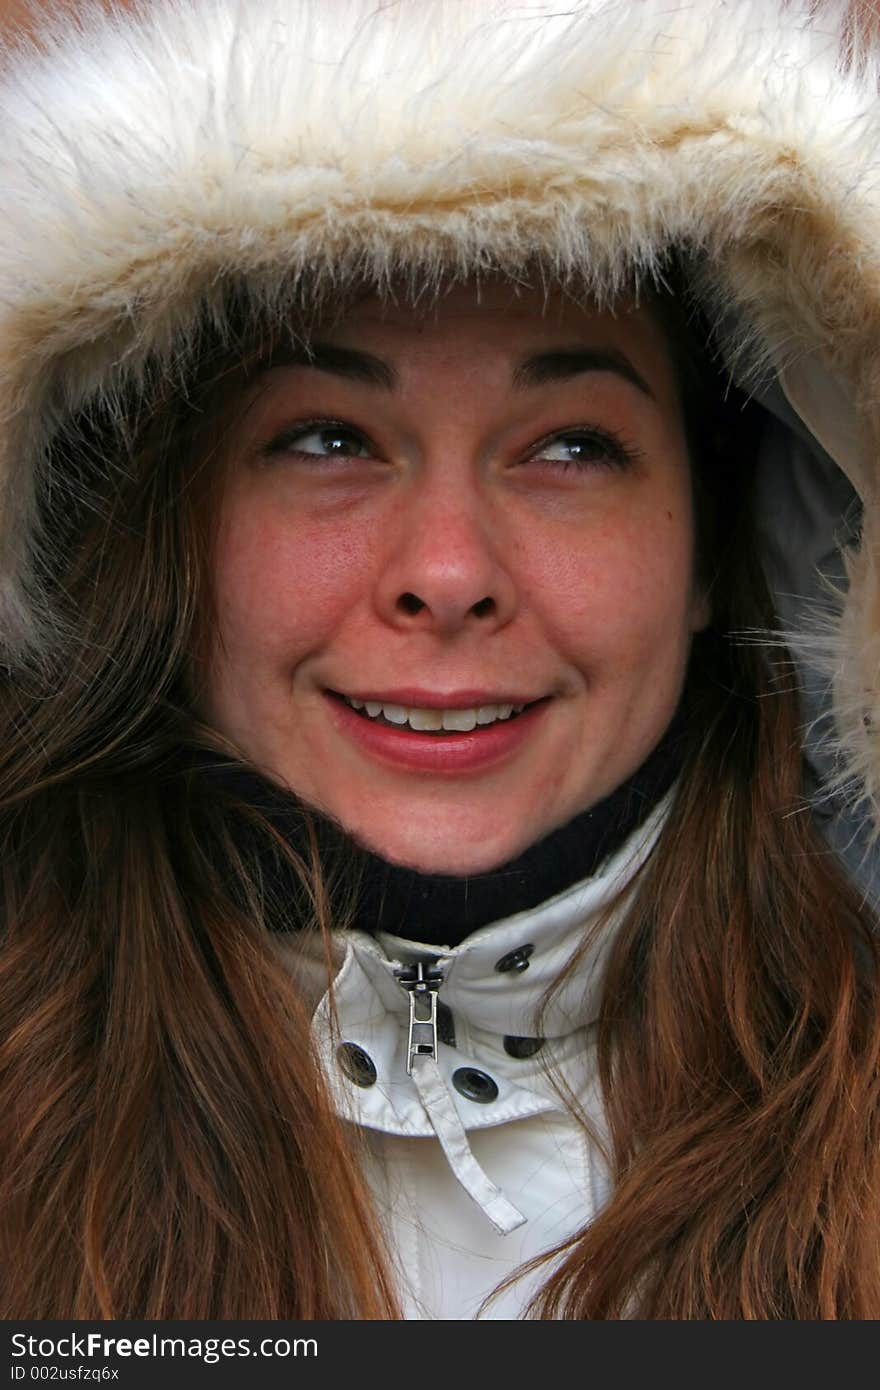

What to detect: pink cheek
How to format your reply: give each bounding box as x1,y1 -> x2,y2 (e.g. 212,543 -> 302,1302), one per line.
213,506 -> 376,655
524,519 -> 692,656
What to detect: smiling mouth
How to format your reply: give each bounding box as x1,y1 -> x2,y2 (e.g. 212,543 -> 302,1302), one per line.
328,691 -> 542,734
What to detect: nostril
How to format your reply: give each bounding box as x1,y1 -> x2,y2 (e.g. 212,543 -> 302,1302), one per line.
398,592 -> 425,615
394,592 -> 496,619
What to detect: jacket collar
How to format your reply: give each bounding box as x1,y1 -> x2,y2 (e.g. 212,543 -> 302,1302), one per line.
271,789 -> 670,1156
354,786 -> 670,1041
272,791 -> 672,1232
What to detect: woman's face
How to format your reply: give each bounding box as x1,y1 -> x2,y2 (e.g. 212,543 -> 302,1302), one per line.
202,279 -> 708,874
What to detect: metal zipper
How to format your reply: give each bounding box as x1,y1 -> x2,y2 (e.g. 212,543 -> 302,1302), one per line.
395,960 -> 445,1075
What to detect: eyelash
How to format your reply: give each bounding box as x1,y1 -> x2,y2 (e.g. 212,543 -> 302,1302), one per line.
260,417 -> 643,473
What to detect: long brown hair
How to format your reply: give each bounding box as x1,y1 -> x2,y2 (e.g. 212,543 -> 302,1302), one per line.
1,270 -> 879,1319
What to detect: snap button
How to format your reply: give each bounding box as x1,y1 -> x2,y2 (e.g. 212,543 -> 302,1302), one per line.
494,943 -> 534,974
503,1035 -> 545,1059
336,1041 -> 377,1088
452,1067 -> 499,1104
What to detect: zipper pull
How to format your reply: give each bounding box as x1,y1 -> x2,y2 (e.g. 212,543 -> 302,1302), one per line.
395,960 -> 445,1075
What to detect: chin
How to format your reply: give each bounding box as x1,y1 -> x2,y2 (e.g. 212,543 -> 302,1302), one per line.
349,826 -> 527,877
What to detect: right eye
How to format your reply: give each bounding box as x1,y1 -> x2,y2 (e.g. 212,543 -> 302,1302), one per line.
264,421 -> 375,463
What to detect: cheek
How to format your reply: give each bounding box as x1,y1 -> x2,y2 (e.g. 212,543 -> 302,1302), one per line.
525,502 -> 697,678
211,495 -> 374,664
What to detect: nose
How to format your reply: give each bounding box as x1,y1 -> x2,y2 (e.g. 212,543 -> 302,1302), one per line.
373,480 -> 517,637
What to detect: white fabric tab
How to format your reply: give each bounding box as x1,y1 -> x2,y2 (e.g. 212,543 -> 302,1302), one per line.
409,1054 -> 527,1236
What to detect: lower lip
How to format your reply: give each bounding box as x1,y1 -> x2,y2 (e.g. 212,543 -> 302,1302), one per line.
325,693 -> 550,774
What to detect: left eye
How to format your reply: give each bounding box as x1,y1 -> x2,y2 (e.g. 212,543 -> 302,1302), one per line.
277,424 -> 372,460
530,430 -> 637,470
261,421 -> 376,463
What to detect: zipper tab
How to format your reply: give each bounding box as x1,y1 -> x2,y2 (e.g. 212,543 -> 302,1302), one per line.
395,960 -> 445,1075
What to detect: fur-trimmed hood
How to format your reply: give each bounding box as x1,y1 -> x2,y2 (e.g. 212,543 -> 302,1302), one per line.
1,0 -> 879,887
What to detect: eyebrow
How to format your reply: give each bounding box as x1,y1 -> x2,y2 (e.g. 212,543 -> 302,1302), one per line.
263,341 -> 654,398
263,342 -> 397,389
511,347 -> 655,399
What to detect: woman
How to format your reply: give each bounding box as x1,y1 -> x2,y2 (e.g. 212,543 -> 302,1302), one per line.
1,0 -> 879,1320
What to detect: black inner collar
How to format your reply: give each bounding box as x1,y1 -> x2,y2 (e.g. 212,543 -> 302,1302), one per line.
188,705 -> 685,947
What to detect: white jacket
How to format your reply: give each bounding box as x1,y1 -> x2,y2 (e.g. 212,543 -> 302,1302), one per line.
272,796 -> 670,1319
3,0 -> 880,1320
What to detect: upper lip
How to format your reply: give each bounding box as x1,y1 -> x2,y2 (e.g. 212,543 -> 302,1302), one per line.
330,688 -> 545,709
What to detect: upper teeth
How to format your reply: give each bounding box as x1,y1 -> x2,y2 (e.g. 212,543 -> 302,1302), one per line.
345,698 -> 525,731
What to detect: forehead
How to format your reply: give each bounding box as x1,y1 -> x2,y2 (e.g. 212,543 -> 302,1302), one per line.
303,275 -> 678,398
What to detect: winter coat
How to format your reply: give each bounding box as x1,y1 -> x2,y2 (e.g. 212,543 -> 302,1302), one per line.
2,0 -> 879,1318
271,795 -> 671,1318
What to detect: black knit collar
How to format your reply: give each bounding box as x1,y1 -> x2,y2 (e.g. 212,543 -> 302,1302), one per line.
188,706 -> 685,947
